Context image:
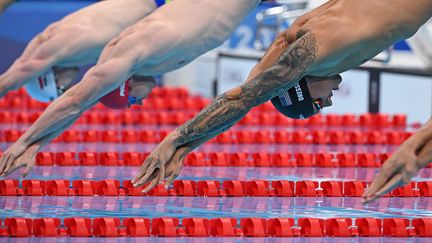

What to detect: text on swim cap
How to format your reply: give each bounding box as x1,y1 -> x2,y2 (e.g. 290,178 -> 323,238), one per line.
294,83 -> 304,101
120,82 -> 126,97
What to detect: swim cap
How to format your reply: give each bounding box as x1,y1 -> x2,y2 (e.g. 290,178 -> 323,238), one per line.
99,80 -> 130,109
271,78 -> 320,119
24,70 -> 59,102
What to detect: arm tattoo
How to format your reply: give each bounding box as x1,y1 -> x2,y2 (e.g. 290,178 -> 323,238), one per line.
176,31 -> 318,145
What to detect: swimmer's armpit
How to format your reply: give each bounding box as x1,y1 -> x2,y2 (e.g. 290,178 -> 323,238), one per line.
173,31 -> 318,146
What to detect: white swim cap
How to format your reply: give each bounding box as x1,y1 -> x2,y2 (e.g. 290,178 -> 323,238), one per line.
24,70 -> 59,102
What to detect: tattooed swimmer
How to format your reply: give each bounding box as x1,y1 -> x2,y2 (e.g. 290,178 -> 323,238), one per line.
131,0 -> 432,194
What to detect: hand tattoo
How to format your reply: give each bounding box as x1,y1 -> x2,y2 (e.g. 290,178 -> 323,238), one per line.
176,31 -> 318,145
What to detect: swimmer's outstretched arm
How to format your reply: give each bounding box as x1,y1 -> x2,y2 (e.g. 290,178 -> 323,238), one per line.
363,118 -> 432,203
132,32 -> 317,190
0,55 -> 134,177
19,61 -> 129,142
10,26 -> 149,150
0,16 -> 80,97
180,32 -> 317,143
0,47 -> 62,97
0,116 -> 81,177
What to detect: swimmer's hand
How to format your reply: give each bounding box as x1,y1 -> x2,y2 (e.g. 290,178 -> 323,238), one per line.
0,142 -> 37,178
131,132 -> 181,192
363,137 -> 432,203
131,131 -> 221,192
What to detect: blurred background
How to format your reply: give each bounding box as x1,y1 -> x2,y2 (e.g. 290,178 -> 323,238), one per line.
0,0 -> 431,123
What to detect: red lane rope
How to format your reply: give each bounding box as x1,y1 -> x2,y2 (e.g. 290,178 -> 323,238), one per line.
0,216 -> 430,237
1,179 -> 430,197
0,110 -> 408,127
1,88 -> 409,127
1,110 -> 409,128
24,151 -> 432,168
0,129 -> 414,144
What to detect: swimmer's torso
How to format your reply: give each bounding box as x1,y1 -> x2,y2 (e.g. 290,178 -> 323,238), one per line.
54,0 -> 159,66
298,0 -> 432,76
334,0 -> 432,38
131,0 -> 261,76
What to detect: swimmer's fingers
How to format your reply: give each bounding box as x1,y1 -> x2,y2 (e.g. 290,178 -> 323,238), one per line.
2,160 -> 15,177
133,154 -> 168,190
164,147 -> 188,189
0,143 -> 31,177
363,145 -> 418,203
134,163 -> 158,189
363,161 -> 398,201
164,163 -> 183,190
1,163 -> 25,178
132,150 -> 161,185
163,133 -> 224,189
0,152 -> 18,177
0,149 -> 36,178
20,151 -> 36,178
22,161 -> 35,178
133,129 -> 222,192
141,169 -> 162,193
363,151 -> 408,199
132,157 -> 152,185
158,162 -> 166,187
133,135 -> 178,187
138,158 -> 167,193
139,147 -> 187,192
132,149 -> 185,193
363,173 -> 404,203
0,153 -> 13,176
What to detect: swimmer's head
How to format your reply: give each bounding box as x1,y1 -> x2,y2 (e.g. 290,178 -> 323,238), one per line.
306,75 -> 342,109
128,75 -> 157,106
24,66 -> 80,102
271,75 -> 341,119
99,75 -> 157,109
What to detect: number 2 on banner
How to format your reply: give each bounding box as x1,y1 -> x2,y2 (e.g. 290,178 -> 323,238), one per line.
234,26 -> 274,49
